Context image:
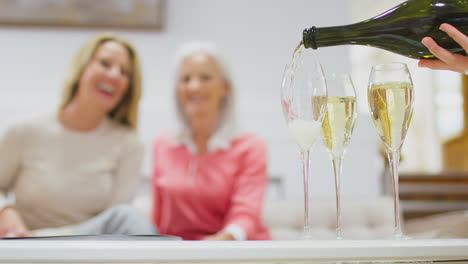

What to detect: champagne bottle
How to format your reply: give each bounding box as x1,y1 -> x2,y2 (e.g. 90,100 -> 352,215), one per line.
302,0 -> 468,59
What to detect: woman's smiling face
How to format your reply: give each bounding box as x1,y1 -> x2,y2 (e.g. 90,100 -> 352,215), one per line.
76,40 -> 132,113
177,53 -> 228,122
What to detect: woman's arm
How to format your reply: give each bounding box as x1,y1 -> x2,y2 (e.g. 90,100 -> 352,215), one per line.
108,133 -> 144,206
208,135 -> 268,240
418,23 -> 468,73
0,124 -> 31,237
0,207 -> 32,237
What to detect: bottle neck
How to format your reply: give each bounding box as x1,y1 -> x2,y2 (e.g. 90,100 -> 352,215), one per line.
303,24 -> 363,49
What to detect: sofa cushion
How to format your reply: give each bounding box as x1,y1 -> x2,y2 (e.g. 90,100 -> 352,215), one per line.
262,197 -> 395,240
405,210 -> 468,239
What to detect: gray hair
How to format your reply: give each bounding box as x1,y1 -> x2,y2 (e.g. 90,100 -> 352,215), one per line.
172,41 -> 239,151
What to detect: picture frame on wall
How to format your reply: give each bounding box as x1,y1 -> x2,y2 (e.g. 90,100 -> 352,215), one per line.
0,0 -> 165,30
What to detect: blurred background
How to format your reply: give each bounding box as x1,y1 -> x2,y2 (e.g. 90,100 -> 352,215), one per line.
0,0 -> 466,220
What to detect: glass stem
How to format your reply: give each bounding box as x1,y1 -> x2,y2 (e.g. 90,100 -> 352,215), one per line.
387,150 -> 404,239
331,157 -> 343,239
300,150 -> 311,238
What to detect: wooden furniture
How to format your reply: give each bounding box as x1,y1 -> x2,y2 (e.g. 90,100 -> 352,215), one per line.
395,74 -> 468,220
443,74 -> 468,170
0,239 -> 466,263
399,171 -> 468,219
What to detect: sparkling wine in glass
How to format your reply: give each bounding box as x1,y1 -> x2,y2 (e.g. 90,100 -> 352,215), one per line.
367,62 -> 414,239
281,42 -> 327,238
321,73 -> 357,240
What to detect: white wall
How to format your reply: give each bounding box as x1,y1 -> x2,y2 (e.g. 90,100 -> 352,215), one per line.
0,0 -> 381,199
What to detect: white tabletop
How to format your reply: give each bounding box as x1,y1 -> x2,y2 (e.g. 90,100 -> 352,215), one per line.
0,239 -> 467,263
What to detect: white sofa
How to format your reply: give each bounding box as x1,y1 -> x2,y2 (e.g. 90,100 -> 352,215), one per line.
133,195 -> 396,240
262,197 -> 395,240
404,210 -> 468,239
262,197 -> 468,240
35,195 -> 468,239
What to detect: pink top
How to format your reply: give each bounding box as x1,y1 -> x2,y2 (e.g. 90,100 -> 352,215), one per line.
151,133 -> 271,240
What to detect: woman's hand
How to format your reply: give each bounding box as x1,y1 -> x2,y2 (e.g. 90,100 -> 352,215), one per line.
0,207 -> 32,237
418,23 -> 468,74
203,232 -> 235,240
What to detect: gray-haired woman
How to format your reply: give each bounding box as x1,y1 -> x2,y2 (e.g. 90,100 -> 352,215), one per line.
151,42 -> 271,240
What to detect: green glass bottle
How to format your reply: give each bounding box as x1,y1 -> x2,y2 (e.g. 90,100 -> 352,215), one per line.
303,0 -> 468,59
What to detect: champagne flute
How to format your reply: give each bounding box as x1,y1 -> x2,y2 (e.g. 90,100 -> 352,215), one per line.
367,62 -> 414,239
321,73 -> 357,240
281,44 -> 327,238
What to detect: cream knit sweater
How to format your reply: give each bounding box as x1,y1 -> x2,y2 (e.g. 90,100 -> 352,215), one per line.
0,114 -> 143,230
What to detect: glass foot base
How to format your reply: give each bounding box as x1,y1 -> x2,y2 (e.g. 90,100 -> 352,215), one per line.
392,232 -> 411,240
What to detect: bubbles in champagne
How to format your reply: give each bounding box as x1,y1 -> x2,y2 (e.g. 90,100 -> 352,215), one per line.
321,96 -> 357,159
282,41 -> 327,149
288,119 -> 322,151
368,82 -> 414,152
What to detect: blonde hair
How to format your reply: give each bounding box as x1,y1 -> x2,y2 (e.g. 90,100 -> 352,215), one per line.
59,33 -> 142,129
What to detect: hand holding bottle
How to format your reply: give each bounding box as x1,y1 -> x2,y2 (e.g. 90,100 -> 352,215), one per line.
418,23 -> 468,74
302,0 -> 468,60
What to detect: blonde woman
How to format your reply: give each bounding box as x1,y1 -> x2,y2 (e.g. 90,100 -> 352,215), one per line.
151,42 -> 271,240
0,33 -> 154,237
